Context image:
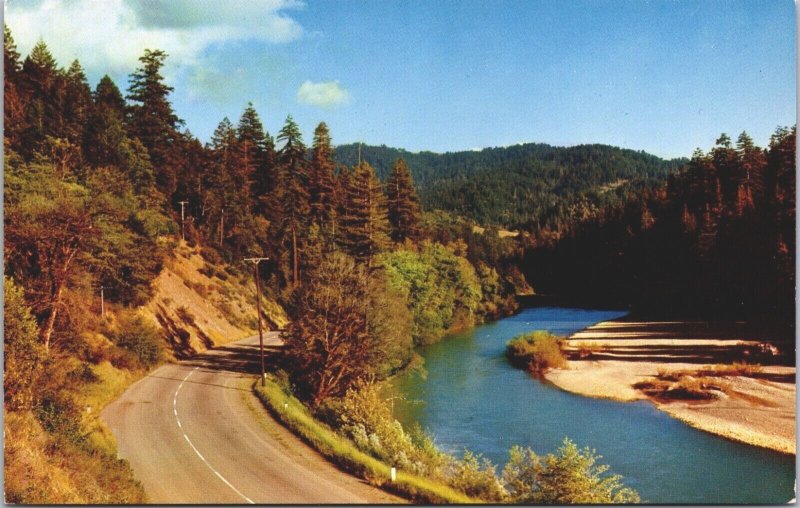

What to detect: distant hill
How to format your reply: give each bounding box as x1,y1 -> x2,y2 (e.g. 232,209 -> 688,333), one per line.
335,143 -> 686,230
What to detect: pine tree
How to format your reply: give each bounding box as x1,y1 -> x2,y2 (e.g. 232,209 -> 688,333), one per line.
126,49 -> 183,197
95,75 -> 127,114
207,117 -> 240,247
340,161 -> 390,266
4,25 -> 26,150
63,60 -> 92,148
735,131 -> 765,213
20,40 -> 65,156
237,103 -> 270,210
309,122 -> 337,239
84,75 -> 155,190
386,158 -> 422,242
276,115 -> 310,287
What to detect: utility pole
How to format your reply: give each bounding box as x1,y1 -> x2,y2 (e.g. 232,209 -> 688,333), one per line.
99,286 -> 105,317
244,257 -> 270,385
219,207 -> 224,246
178,201 -> 188,242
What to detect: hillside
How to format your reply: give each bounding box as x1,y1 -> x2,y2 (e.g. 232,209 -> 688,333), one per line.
143,243 -> 288,359
335,143 -> 685,229
4,242 -> 288,504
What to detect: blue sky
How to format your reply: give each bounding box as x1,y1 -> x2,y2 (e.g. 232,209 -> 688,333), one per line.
5,0 -> 796,158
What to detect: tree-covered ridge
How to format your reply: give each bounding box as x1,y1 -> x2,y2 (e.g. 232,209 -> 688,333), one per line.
335,142 -> 685,229
524,129 -> 796,334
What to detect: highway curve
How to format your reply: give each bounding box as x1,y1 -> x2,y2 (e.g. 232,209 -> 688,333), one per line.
102,333 -> 402,504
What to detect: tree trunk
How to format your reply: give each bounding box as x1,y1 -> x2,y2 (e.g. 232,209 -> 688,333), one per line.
292,225 -> 299,287
41,279 -> 64,353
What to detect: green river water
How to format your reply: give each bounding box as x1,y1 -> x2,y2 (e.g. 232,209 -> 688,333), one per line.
392,306 -> 795,504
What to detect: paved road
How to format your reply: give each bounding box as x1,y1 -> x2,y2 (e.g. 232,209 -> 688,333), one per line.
102,333 -> 401,504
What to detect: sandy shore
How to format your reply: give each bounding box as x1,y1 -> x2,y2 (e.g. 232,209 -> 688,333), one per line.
543,320 -> 796,455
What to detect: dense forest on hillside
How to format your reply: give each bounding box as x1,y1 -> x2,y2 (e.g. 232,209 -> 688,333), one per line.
524,130 -> 796,337
3,29 -> 529,502
336,143 -> 685,230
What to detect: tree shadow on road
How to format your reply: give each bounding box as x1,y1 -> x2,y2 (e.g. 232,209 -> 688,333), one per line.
181,342 -> 284,377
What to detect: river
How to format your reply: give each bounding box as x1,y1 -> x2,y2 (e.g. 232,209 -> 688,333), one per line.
391,306 -> 795,504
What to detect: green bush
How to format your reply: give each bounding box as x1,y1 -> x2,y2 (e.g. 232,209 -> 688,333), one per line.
4,276 -> 46,410
506,331 -> 567,372
109,312 -> 164,369
336,382 -> 447,477
447,450 -> 505,502
502,439 -> 640,504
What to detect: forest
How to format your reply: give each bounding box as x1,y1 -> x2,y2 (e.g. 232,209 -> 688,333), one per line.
336,142 -> 685,230
524,129 -> 796,339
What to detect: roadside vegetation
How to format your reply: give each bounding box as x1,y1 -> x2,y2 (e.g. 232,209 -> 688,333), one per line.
255,373 -> 640,504
506,331 -> 568,373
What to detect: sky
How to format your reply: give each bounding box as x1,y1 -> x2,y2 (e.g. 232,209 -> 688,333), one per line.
4,0 -> 796,159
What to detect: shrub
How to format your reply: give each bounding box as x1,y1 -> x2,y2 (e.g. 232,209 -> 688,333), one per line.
4,276 -> 46,410
575,341 -> 602,359
447,450 -> 505,502
176,306 -> 196,326
108,312 -> 164,369
633,375 -> 728,400
36,394 -> 84,444
703,362 -> 763,377
336,381 -> 446,477
506,331 -> 567,373
200,246 -> 222,265
503,439 -> 640,504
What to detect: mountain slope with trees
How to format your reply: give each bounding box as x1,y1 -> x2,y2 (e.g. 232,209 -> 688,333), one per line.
335,143 -> 685,231
523,129 -> 796,339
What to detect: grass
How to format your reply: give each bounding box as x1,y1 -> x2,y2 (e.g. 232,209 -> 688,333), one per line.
633,375 -> 728,400
633,363 -> 760,401
78,361 -> 141,455
253,375 -> 477,504
4,357 -> 147,504
506,331 -> 567,373
573,341 -> 603,359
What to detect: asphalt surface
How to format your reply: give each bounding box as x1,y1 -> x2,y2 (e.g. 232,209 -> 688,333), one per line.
102,333 -> 402,504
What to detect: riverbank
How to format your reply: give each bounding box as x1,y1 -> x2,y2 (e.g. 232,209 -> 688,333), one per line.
544,320 -> 796,454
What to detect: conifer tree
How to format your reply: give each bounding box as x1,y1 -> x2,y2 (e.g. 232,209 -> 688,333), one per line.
340,161 -> 390,266
126,49 -> 183,197
20,40 -> 64,156
386,158 -> 422,243
4,25 -> 25,149
735,131 -> 766,213
276,115 -> 310,287
95,75 -> 127,115
309,122 -> 337,239
237,103 -> 271,211
63,60 -> 92,148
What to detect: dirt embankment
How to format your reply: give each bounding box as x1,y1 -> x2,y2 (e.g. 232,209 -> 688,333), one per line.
141,243 -> 288,359
544,320 -> 796,455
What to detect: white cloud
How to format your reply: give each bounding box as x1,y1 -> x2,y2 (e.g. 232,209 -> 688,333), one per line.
4,0 -> 304,78
296,80 -> 350,109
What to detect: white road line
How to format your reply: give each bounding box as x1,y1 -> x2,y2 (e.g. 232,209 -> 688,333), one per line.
174,367 -> 255,505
